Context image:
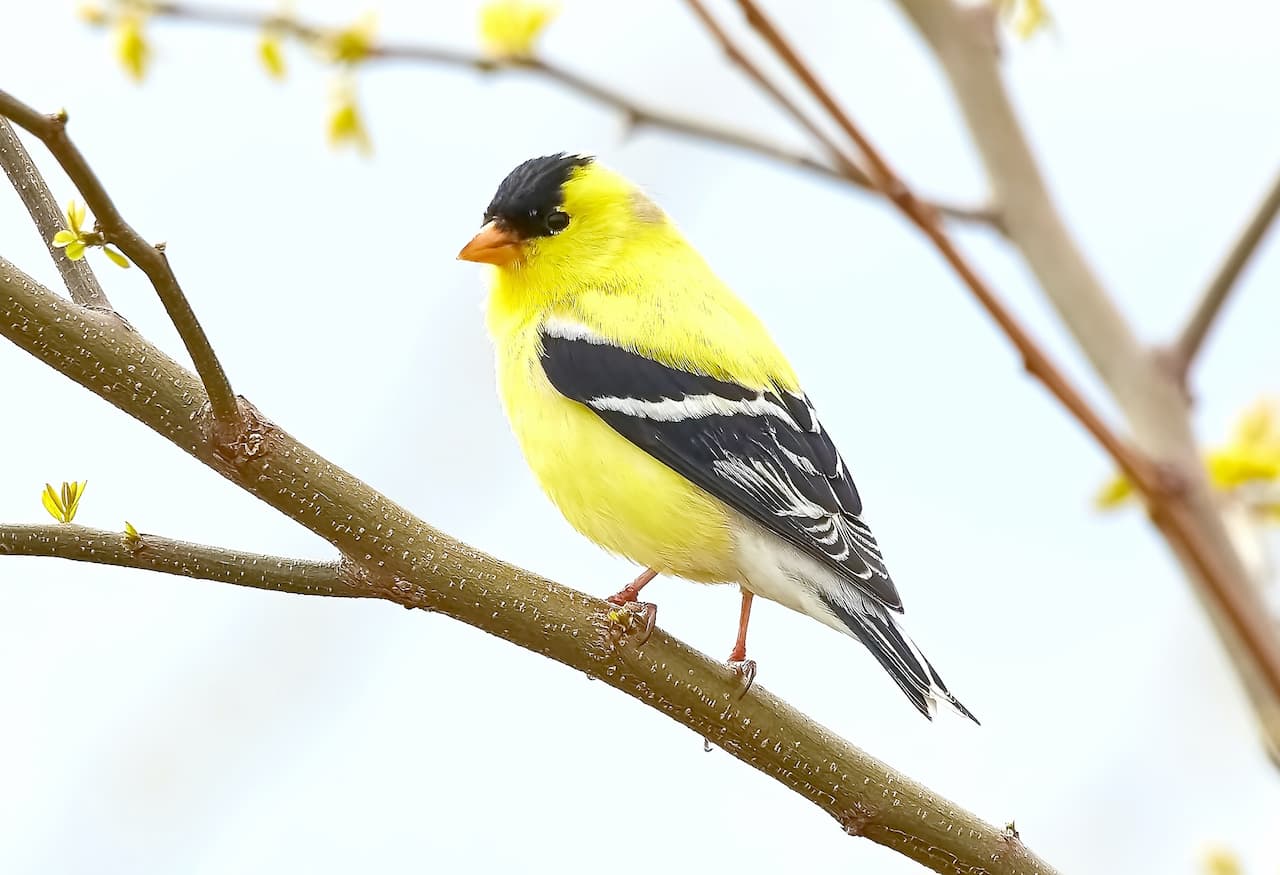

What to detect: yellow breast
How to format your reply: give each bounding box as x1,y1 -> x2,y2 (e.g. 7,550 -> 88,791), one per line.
494,320 -> 736,583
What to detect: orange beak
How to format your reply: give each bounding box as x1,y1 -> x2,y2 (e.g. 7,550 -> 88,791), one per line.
457,221 -> 524,266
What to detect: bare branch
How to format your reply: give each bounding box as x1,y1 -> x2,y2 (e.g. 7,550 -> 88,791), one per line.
681,0 -> 876,192
0,250 -> 1060,874
140,1 -> 994,226
891,0 -> 1280,759
0,118 -> 111,310
0,523 -> 365,598
0,89 -> 240,428
1171,165 -> 1280,380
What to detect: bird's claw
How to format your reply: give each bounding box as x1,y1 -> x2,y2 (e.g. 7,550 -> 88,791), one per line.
605,600 -> 657,647
728,658 -> 757,698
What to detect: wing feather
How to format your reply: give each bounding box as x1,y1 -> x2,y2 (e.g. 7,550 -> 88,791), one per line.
540,322 -> 903,611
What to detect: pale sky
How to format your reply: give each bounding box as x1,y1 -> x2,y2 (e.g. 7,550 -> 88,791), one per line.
2,2 -> 1279,873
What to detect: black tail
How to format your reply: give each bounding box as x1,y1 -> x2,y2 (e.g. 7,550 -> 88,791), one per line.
820,591 -> 979,724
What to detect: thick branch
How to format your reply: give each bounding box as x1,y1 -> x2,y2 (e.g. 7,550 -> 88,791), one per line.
140,1 -> 993,226
0,89 -> 239,427
892,0 -> 1280,759
0,253 -> 1059,873
0,523 -> 365,598
0,118 -> 111,310
1172,165 -> 1280,379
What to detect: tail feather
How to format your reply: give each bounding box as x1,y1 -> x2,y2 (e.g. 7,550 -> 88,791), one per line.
819,590 -> 979,724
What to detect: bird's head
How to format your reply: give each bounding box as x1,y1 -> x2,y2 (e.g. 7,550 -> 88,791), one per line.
458,153 -> 666,282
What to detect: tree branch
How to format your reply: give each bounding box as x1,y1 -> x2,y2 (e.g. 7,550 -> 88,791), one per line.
681,0 -> 881,197
0,253 -> 1058,874
0,89 -> 240,429
139,1 -> 994,227
0,118 -> 112,310
1171,165 -> 1280,380
890,0 -> 1280,761
0,523 -> 367,598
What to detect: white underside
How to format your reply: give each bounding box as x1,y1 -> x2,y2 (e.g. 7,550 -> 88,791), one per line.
728,512 -> 954,718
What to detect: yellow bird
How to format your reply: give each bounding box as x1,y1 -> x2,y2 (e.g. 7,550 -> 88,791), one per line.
459,153 -> 975,721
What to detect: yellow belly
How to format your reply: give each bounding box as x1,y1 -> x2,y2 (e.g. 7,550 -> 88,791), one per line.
497,341 -> 736,583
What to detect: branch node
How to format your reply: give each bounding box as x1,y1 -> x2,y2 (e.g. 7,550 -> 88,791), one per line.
838,804 -> 872,837
204,397 -> 265,465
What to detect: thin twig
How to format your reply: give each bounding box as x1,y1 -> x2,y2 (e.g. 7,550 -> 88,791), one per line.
681,0 -> 875,191
0,118 -> 112,310
140,0 -> 994,226
0,523 -> 365,598
0,251 -> 1060,875
1172,165 -> 1280,380
723,0 -> 1280,702
0,89 -> 240,428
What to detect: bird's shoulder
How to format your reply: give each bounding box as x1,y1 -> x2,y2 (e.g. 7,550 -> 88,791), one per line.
550,266 -> 798,393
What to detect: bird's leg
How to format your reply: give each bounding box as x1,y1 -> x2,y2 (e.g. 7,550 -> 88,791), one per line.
727,588 -> 757,697
606,567 -> 658,646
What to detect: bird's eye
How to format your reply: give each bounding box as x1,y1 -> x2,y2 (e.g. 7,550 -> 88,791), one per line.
545,210 -> 570,234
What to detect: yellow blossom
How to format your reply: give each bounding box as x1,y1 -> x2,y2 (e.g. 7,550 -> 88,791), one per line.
76,2 -> 108,25
42,481 -> 88,524
1096,398 -> 1280,524
51,199 -> 130,268
996,0 -> 1051,40
321,12 -> 377,65
327,77 -> 372,156
1201,845 -> 1242,875
259,29 -> 287,79
479,0 -> 559,59
123,520 -> 142,547
114,12 -> 151,82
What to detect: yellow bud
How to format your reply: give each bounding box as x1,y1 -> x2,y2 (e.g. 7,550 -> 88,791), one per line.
76,2 -> 108,26
259,32 -> 287,79
326,78 -> 372,156
479,0 -> 559,59
103,245 -> 131,269
42,481 -> 87,524
1094,473 -> 1133,510
996,0 -> 1051,41
114,13 -> 151,82
1201,845 -> 1241,875
323,12 -> 376,65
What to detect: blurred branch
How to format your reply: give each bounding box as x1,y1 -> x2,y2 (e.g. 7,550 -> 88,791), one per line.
142,1 -> 995,226
0,523 -> 366,598
0,89 -> 241,430
0,118 -> 112,310
1171,166 -> 1280,381
890,0 -> 1280,761
0,252 -> 1059,875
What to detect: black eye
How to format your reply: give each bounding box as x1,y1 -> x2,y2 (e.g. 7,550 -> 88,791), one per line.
545,210 -> 570,234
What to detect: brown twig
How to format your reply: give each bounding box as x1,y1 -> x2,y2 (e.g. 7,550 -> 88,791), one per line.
718,0 -> 1280,702
0,90 -> 240,428
0,118 -> 112,310
1171,165 -> 1280,381
137,1 -> 994,226
681,0 -> 876,192
0,523 -> 363,598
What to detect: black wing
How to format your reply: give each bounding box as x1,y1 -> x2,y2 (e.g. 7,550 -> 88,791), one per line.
540,323 -> 903,611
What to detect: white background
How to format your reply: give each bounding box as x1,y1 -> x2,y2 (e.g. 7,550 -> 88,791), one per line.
2,1 -> 1279,872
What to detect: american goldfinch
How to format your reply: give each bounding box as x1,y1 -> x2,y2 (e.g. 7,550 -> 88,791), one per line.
459,154 -> 976,721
